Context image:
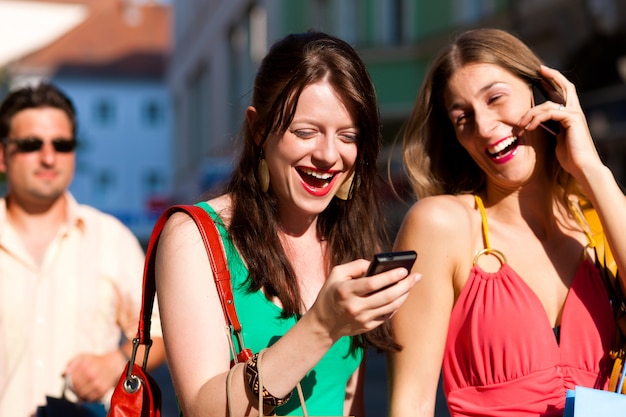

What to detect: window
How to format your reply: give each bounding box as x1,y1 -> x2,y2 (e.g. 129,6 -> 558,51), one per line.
142,99 -> 164,127
335,0 -> 359,45
229,23 -> 253,134
143,170 -> 165,194
376,0 -> 414,46
93,98 -> 115,126
452,0 -> 495,24
587,0 -> 618,34
381,0 -> 404,45
249,5 -> 267,63
93,170 -> 115,205
186,65 -> 210,167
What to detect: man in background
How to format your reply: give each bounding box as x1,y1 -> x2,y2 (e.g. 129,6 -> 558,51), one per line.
0,82 -> 165,416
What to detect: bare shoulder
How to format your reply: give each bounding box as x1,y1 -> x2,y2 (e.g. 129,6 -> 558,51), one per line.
397,194 -> 476,241
158,212 -> 202,258
395,194 -> 479,280
159,194 -> 231,248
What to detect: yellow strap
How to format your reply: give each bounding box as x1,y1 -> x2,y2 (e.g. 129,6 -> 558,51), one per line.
609,355 -> 626,393
568,198 -> 617,276
568,198 -> 598,249
473,195 -> 507,266
474,195 -> 491,252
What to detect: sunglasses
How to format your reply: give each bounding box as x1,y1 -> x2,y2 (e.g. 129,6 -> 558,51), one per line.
1,137 -> 77,153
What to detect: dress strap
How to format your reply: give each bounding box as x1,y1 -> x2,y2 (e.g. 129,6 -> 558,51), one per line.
474,195 -> 492,252
473,195 -> 507,266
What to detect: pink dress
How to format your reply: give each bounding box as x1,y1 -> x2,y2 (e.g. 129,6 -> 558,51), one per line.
443,198 -> 615,417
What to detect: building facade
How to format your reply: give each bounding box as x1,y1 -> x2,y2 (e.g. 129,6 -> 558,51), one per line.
168,0 -> 626,206
4,0 -> 173,242
167,1 -> 626,416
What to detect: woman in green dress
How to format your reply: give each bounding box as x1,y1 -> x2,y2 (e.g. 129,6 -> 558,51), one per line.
156,31 -> 420,417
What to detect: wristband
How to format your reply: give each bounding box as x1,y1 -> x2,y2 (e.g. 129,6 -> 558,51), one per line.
244,352 -> 292,407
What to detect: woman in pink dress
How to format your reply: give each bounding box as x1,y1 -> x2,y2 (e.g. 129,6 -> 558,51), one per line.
388,28 -> 626,417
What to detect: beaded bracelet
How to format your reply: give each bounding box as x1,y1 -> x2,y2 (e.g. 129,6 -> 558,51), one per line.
244,352 -> 292,407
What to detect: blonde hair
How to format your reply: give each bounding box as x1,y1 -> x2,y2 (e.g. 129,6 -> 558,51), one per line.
402,28 -> 582,205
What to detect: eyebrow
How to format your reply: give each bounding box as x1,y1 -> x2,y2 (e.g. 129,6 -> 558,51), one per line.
446,81 -> 507,113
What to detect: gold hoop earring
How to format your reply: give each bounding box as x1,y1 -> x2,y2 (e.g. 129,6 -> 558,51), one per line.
335,173 -> 354,200
258,159 -> 270,193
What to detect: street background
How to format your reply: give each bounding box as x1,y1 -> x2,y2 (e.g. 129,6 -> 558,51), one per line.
1,1 -> 626,416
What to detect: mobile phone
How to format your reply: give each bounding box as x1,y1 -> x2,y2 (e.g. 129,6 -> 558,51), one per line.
531,81 -> 564,136
365,250 -> 417,276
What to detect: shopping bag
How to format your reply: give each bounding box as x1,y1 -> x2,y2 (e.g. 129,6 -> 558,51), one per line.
563,385 -> 626,417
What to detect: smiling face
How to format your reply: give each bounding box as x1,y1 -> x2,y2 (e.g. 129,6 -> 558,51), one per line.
444,63 -> 548,189
260,80 -> 358,224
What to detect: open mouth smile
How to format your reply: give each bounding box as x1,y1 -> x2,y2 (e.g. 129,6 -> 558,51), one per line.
486,136 -> 519,162
297,167 -> 339,196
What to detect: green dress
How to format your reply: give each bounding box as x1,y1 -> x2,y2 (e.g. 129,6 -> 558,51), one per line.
197,202 -> 363,416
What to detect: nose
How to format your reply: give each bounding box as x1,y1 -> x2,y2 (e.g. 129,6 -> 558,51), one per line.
474,109 -> 498,138
39,142 -> 57,166
311,134 -> 339,167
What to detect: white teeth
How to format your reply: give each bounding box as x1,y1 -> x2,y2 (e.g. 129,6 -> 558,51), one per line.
300,168 -> 333,180
488,136 -> 517,155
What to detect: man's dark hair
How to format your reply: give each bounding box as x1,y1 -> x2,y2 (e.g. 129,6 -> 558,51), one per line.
0,82 -> 77,139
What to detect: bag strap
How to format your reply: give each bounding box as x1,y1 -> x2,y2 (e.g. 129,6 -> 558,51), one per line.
570,199 -> 626,393
132,204 -> 252,369
577,199 -> 617,276
575,200 -> 624,308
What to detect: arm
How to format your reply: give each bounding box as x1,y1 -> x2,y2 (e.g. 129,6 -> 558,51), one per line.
581,165 -> 626,293
64,215 -> 167,402
521,65 -> 626,290
156,211 -> 419,417
64,339 -> 165,402
388,197 -> 466,417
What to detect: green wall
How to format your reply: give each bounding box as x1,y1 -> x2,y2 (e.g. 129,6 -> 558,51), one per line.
368,59 -> 427,109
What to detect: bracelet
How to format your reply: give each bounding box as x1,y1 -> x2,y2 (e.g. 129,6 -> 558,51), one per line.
244,352 -> 292,407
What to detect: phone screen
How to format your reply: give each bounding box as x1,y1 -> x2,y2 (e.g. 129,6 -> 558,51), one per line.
365,250 -> 417,276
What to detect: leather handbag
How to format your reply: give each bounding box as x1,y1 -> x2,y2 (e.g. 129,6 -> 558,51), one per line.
107,205 -> 252,417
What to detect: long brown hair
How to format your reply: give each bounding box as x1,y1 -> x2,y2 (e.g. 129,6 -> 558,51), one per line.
227,31 -> 393,349
402,28 -> 583,206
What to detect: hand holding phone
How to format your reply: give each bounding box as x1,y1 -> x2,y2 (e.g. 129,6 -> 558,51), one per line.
532,80 -> 565,136
365,250 -> 417,276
